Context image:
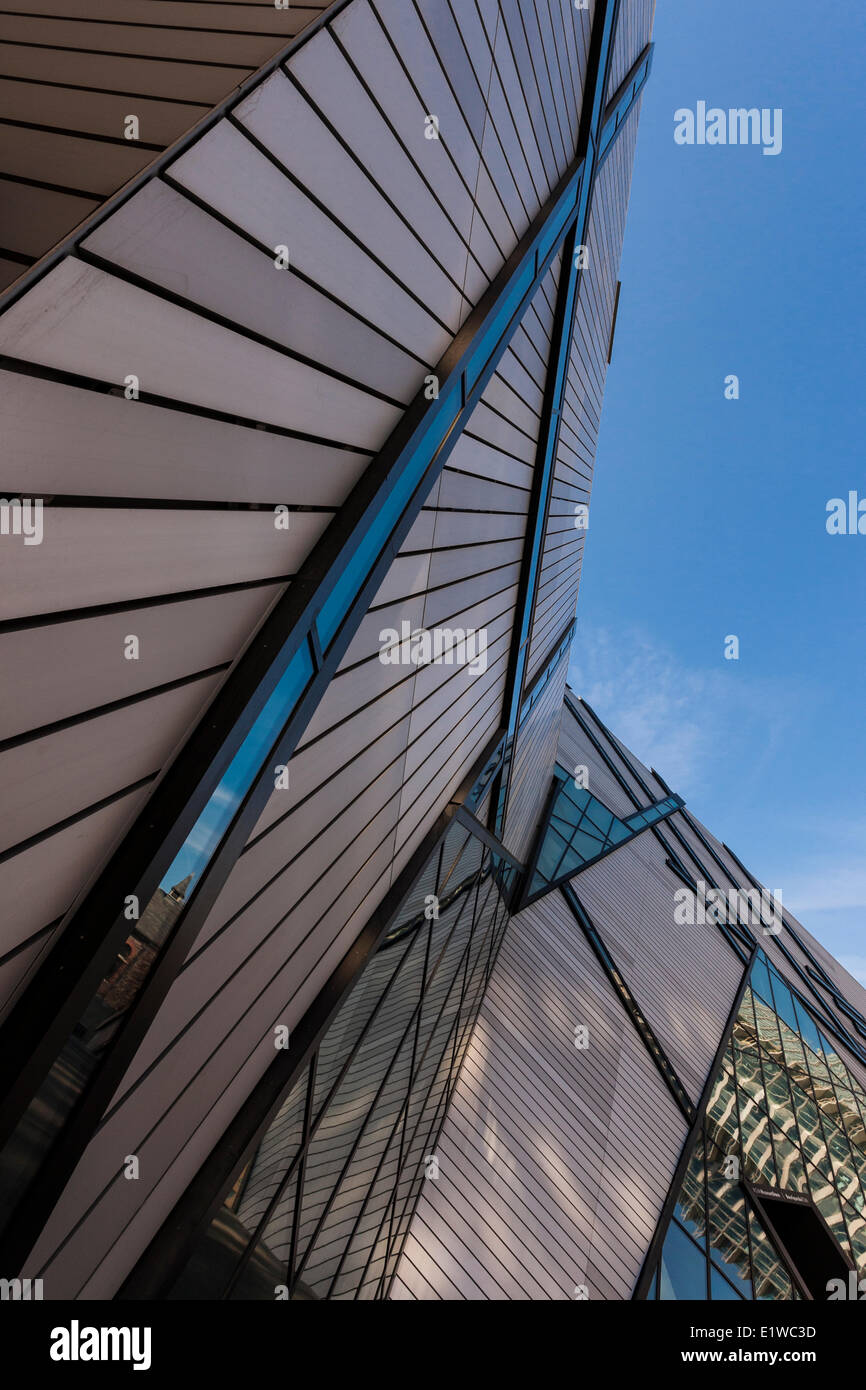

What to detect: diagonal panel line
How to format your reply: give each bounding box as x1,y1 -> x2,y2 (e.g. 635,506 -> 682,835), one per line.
0,24 -> 653,1274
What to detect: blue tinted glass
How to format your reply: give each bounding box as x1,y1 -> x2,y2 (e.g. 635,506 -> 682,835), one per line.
317,380 -> 460,648
561,782 -> 589,814
568,826 -> 610,862
536,186 -> 576,265
160,642 -> 313,893
536,826 -> 570,882
659,1221 -> 707,1300
750,955 -> 774,1008
464,260 -> 535,399
710,1265 -> 743,1300
607,820 -> 632,844
582,798 -> 615,838
769,969 -> 800,1036
710,1244 -> 753,1298
793,995 -> 824,1060
530,781 -> 681,897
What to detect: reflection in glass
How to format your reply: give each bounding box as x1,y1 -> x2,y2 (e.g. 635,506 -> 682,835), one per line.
526,771 -> 682,898
167,812 -> 513,1299
646,951 -> 866,1301
0,641 -> 315,1236
659,1220 -> 707,1300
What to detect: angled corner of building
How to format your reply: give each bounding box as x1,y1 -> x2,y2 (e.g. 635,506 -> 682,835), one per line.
6,0 -> 862,1309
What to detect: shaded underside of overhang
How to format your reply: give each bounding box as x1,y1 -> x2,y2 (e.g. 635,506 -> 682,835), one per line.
0,0 -> 334,289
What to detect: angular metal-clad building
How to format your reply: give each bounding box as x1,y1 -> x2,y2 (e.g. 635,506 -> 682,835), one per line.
2,0 -> 864,1307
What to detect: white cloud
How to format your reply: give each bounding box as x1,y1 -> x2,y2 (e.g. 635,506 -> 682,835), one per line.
565,621 -> 866,965
566,622 -> 793,796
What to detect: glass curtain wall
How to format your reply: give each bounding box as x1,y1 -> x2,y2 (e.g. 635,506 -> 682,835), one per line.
525,766 -> 681,900
644,952 -> 866,1300
167,815 -> 517,1300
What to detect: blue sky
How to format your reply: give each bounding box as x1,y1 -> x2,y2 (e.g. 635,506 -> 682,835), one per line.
568,1 -> 866,981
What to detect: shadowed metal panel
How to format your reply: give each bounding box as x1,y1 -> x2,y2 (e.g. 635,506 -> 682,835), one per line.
573,829 -> 743,1103
555,700 -> 743,1101
393,890 -> 687,1298
556,699 -> 640,818
0,785 -> 155,1022
0,259 -> 398,445
501,652 -> 567,863
0,0 -> 582,1030
17,260 -> 560,1296
607,0 -> 654,97
0,508 -> 329,620
0,369 -> 371,504
0,583 -> 283,741
0,3 -> 332,270
526,100 -> 641,683
0,673 -> 222,858
4,0 -> 597,1294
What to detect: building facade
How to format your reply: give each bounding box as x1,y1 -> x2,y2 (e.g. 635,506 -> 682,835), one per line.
1,0 -> 863,1304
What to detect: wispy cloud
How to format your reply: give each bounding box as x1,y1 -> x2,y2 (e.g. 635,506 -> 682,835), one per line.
566,621 -> 798,797
567,620 -> 866,970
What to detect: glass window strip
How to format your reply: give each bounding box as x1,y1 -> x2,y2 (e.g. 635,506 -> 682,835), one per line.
0,20 -> 656,1253
163,807 -> 514,1300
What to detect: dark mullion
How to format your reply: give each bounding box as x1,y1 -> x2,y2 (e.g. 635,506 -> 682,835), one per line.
331,933 -> 439,1300
0,350 -> 375,454
364,2 -> 511,264
290,865 -> 489,1289
379,882 -> 510,1297
116,738 -> 504,1298
727,1033 -> 760,1299
73,244 -> 407,409
633,954 -> 755,1300
378,913 -> 434,1296
223,1050 -> 317,1302
159,172 -> 432,369
1,0 -> 646,1279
